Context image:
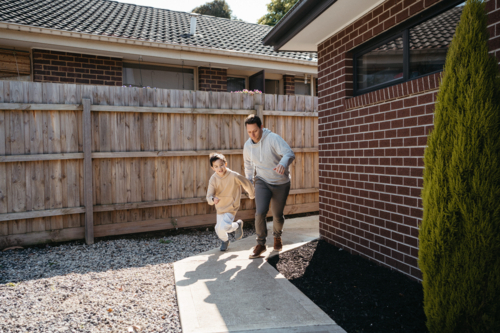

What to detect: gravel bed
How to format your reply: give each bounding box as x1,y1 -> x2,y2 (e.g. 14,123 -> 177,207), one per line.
0,227 -> 255,333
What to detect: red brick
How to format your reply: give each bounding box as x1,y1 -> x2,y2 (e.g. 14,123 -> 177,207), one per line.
43,76 -> 60,81
82,63 -> 96,69
89,59 -> 104,65
60,77 -> 75,83
52,71 -> 67,77
42,54 -> 58,60
52,60 -> 67,66
59,56 -> 74,62
75,57 -> 90,63
409,1 -> 424,16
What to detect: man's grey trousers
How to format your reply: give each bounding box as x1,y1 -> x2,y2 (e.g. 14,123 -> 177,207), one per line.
254,178 -> 291,246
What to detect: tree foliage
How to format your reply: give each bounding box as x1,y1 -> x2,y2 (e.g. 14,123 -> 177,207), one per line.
257,0 -> 299,26
192,0 -> 232,19
419,1 -> 500,332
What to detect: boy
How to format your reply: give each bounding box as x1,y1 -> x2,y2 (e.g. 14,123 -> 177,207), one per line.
207,153 -> 255,251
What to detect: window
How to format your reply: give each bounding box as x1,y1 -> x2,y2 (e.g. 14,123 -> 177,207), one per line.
227,77 -> 246,92
123,63 -> 194,90
353,1 -> 464,95
357,36 -> 404,90
295,78 -> 311,95
265,79 -> 279,94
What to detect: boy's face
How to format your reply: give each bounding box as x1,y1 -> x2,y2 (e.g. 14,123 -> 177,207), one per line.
246,123 -> 263,143
211,159 -> 227,176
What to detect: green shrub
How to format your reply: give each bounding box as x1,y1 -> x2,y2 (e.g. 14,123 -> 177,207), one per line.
419,1 -> 500,332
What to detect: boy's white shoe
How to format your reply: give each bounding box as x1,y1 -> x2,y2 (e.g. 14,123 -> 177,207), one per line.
234,220 -> 244,240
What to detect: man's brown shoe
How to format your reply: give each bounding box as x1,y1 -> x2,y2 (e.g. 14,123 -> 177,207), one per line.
249,244 -> 266,259
274,237 -> 283,251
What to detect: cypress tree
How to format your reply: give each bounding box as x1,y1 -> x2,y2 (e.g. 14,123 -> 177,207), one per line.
419,0 -> 500,332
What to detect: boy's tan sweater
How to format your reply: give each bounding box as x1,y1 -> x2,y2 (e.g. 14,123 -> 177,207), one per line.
206,168 -> 255,215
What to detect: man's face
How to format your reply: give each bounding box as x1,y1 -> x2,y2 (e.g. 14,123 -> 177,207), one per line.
211,159 -> 227,177
246,123 -> 263,143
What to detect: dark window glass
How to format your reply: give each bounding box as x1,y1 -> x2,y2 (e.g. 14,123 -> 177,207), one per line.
123,63 -> 194,90
357,36 -> 404,90
227,77 -> 246,92
409,5 -> 463,78
265,79 -> 279,94
295,79 -> 311,95
353,1 -> 464,95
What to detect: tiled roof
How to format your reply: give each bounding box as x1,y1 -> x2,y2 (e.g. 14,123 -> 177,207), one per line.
0,0 -> 317,62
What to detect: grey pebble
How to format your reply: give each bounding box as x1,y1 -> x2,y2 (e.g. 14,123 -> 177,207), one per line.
0,228 -> 255,332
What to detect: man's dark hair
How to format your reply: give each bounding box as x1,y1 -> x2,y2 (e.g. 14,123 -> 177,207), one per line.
209,153 -> 227,167
244,114 -> 262,128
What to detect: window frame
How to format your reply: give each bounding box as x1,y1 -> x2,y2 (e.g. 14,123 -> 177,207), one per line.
352,0 -> 464,96
122,61 -> 197,90
294,77 -> 314,96
264,79 -> 280,95
226,75 -> 248,92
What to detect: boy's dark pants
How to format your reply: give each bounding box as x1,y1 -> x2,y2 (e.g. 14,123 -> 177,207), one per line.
254,178 -> 291,246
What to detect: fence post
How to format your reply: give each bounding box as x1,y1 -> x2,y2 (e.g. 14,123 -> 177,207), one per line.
83,98 -> 94,245
254,104 -> 263,122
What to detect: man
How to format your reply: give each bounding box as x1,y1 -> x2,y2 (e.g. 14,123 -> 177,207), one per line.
243,114 -> 295,259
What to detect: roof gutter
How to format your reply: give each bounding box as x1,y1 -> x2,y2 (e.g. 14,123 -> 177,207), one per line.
262,0 -> 337,52
0,22 -> 318,66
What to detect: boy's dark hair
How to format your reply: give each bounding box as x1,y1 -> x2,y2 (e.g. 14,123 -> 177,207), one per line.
244,114 -> 262,128
209,153 -> 227,167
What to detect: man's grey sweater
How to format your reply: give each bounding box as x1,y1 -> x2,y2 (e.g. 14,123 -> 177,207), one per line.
243,128 -> 295,185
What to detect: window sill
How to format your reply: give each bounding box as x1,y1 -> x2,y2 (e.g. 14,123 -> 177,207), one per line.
345,72 -> 443,111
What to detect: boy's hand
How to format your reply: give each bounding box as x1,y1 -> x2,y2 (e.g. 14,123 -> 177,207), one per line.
273,164 -> 285,175
213,197 -> 220,204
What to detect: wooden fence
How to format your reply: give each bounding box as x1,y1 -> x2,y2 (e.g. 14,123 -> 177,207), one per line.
0,81 -> 318,248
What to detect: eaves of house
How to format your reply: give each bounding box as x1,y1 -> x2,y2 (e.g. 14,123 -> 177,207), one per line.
0,0 -> 318,75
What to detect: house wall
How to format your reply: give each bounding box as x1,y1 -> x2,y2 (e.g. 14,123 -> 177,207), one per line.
198,67 -> 228,92
488,0 -> 500,65
33,49 -> 122,86
317,0 -> 500,281
1,47 -> 313,94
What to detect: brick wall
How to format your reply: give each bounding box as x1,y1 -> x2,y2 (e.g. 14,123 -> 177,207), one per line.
199,67 -> 227,92
283,75 -> 295,95
317,0 -> 500,281
33,49 -> 122,86
487,0 -> 500,66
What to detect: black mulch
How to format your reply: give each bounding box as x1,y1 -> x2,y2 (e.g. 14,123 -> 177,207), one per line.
267,240 -> 428,333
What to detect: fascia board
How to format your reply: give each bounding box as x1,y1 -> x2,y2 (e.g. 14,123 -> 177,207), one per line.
276,0 -> 385,52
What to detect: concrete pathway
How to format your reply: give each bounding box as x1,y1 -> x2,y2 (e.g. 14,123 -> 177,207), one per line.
174,216 -> 347,333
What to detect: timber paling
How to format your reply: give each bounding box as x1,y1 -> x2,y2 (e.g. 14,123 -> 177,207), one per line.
0,81 -> 319,248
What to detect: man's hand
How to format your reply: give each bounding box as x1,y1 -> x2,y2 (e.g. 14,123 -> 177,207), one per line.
213,197 -> 220,204
273,164 -> 285,175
